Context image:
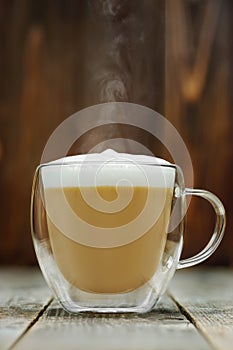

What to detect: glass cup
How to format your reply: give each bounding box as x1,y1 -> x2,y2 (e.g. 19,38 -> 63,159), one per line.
31,154 -> 225,313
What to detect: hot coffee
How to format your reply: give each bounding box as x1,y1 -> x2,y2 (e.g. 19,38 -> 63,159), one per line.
42,150 -> 175,293
32,149 -> 225,313
45,185 -> 173,293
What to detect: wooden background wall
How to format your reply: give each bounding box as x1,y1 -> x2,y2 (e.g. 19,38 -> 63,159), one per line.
0,0 -> 232,265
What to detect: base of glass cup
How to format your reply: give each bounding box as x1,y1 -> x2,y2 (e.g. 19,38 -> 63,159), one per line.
34,238 -> 181,314
59,290 -> 159,314
56,278 -> 161,314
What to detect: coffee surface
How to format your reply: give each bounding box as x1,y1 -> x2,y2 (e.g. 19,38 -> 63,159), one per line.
45,186 -> 173,293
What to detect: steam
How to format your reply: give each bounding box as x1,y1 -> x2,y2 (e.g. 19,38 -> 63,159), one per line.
98,71 -> 129,101
91,0 -> 132,102
101,0 -> 123,16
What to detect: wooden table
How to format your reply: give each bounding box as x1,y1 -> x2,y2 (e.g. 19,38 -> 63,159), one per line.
1,267 -> 233,350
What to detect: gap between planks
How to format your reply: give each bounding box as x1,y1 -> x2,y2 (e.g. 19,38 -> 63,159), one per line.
169,292 -> 217,350
10,295 -> 212,350
8,298 -> 53,350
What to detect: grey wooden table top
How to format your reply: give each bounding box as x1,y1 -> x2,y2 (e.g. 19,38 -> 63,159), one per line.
0,267 -> 233,350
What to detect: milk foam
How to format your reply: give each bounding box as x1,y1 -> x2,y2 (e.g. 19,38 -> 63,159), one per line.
41,149 -> 175,189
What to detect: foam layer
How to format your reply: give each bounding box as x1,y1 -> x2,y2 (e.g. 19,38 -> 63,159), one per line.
41,149 -> 175,189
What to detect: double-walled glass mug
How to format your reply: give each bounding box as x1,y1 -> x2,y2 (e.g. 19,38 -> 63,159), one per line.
31,150 -> 225,314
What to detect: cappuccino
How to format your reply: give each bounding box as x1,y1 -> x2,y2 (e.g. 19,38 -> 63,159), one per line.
45,186 -> 173,293
42,150 -> 175,293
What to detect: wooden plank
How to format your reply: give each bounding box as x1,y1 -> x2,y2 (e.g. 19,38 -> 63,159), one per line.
165,0 -> 232,266
12,295 -> 210,350
0,0 -> 166,267
169,268 -> 233,350
0,267 -> 51,350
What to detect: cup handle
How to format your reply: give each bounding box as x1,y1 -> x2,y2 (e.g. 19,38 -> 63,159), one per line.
177,188 -> 226,269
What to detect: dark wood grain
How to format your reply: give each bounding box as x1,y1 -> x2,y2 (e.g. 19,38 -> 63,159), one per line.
165,0 -> 232,265
0,0 -> 165,265
0,0 -> 232,265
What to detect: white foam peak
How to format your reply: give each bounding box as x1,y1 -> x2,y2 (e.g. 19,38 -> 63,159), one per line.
41,149 -> 175,189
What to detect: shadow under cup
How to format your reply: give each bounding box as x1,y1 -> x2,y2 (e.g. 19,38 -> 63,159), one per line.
31,161 -> 184,313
